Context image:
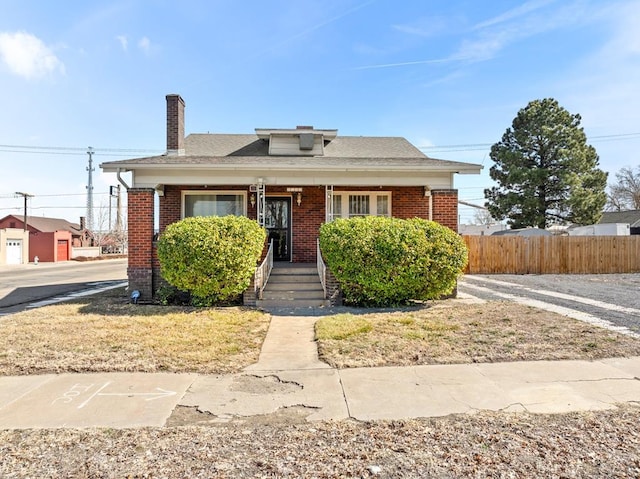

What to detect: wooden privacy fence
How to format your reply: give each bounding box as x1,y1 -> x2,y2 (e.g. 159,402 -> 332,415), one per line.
463,235 -> 640,274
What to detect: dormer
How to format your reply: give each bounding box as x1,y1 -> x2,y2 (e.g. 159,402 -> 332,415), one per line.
255,126 -> 338,156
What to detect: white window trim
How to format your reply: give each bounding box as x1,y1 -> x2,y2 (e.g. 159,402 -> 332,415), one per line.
181,190 -> 247,218
330,191 -> 392,221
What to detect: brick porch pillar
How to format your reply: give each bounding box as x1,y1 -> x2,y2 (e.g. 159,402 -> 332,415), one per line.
127,188 -> 155,300
432,189 -> 459,232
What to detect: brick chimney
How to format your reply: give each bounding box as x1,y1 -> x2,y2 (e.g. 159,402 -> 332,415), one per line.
166,94 -> 185,155
79,216 -> 86,230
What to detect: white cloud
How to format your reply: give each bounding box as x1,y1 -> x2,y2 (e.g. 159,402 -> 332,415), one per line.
392,16 -> 450,38
116,35 -> 128,51
0,31 -> 65,79
455,1 -> 587,63
138,36 -> 151,54
473,0 -> 558,30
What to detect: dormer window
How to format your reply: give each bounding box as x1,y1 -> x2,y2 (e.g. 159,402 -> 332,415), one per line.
255,126 -> 338,157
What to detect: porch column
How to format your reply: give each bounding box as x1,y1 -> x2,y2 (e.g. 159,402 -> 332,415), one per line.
127,188 -> 155,300
432,189 -> 459,232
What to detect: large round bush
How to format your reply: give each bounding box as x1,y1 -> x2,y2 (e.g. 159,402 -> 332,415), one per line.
157,216 -> 266,305
319,216 -> 468,306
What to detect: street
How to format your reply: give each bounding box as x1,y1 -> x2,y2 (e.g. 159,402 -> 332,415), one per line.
0,259 -> 127,314
459,273 -> 640,335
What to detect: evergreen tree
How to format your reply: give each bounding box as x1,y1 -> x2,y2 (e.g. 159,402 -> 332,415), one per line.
485,98 -> 607,228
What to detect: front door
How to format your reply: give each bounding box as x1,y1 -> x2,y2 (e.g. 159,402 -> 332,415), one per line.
265,197 -> 291,261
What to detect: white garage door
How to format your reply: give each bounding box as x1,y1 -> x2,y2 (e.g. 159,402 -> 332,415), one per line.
6,239 -> 23,265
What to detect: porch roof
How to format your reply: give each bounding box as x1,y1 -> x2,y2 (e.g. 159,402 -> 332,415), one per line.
101,154 -> 480,173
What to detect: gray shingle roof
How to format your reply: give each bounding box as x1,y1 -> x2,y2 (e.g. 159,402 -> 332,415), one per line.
599,210 -> 640,227
101,133 -> 481,173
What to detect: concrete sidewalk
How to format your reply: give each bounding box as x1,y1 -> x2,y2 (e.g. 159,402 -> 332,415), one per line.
1,314 -> 640,429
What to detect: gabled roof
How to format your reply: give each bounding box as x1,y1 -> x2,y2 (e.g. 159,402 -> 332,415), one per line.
1,215 -> 83,234
101,133 -> 482,173
599,210 -> 640,227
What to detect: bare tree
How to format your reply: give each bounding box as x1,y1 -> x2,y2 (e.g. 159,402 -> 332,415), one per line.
472,209 -> 496,225
607,166 -> 640,211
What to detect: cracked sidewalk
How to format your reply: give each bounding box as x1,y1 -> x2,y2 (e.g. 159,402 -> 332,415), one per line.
2,315 -> 640,428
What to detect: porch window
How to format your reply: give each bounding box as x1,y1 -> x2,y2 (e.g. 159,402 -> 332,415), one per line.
182,191 -> 246,218
329,191 -> 391,221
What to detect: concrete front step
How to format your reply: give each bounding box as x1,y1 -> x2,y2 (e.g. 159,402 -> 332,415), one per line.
260,263 -> 326,308
257,298 -> 328,308
267,282 -> 324,292
262,290 -> 326,301
268,274 -> 321,284
270,266 -> 318,275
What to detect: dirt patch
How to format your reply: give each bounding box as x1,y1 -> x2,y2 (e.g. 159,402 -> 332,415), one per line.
230,374 -> 303,394
167,404 -> 317,427
4,406 -> 640,477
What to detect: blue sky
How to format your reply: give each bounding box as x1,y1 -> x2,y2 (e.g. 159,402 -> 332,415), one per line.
0,0 -> 639,226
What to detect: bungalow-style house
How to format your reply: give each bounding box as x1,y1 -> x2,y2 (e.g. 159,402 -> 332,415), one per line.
100,94 -> 482,301
0,215 -> 91,262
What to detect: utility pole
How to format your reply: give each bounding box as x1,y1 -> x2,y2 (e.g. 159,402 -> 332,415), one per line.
15,192 -> 33,231
86,147 -> 95,231
115,184 -> 122,231
109,186 -> 115,231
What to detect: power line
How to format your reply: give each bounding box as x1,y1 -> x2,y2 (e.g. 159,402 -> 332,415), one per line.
0,143 -> 162,153
419,132 -> 640,152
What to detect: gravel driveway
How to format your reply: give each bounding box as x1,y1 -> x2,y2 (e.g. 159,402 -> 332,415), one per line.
460,273 -> 640,334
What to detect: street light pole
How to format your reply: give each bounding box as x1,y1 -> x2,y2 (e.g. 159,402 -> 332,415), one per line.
15,192 -> 33,231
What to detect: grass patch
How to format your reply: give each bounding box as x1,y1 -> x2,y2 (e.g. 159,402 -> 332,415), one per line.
316,314 -> 373,340
316,301 -> 640,368
0,289 -> 270,375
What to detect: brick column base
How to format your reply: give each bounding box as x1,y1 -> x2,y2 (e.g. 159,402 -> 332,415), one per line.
128,267 -> 153,302
243,274 -> 257,307
325,268 -> 343,307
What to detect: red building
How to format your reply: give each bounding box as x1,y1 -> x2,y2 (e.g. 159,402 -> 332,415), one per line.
0,215 -> 90,262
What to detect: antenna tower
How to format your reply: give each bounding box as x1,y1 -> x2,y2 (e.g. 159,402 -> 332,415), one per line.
86,147 -> 94,230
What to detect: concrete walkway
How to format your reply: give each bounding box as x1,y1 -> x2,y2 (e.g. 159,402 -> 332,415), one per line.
1,314 -> 640,429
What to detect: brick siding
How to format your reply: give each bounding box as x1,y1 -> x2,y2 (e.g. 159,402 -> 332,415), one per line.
145,184 -> 459,302
127,188 -> 155,299
432,189 -> 459,232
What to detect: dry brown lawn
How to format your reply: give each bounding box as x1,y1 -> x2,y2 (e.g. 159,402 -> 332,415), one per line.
316,300 -> 640,368
0,288 -> 270,375
2,289 -> 640,377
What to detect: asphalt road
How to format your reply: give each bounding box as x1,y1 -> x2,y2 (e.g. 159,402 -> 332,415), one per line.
0,259 -> 127,314
459,273 -> 640,335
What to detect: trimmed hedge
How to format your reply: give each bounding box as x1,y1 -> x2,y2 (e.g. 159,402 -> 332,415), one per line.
157,216 -> 266,306
319,216 -> 468,307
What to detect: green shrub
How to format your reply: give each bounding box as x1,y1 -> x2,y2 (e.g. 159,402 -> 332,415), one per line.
319,216 -> 468,307
157,216 -> 266,306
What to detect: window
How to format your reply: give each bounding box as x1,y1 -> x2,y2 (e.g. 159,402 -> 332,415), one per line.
183,191 -> 246,218
329,191 -> 391,221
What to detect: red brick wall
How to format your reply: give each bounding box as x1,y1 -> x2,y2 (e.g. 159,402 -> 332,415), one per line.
127,188 -> 155,299
155,185 -> 458,265
432,189 -> 459,232
265,186 -> 325,263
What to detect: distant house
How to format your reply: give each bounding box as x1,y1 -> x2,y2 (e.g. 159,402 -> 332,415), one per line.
491,227 -> 552,237
0,215 -> 92,262
599,210 -> 640,235
459,224 -> 508,236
